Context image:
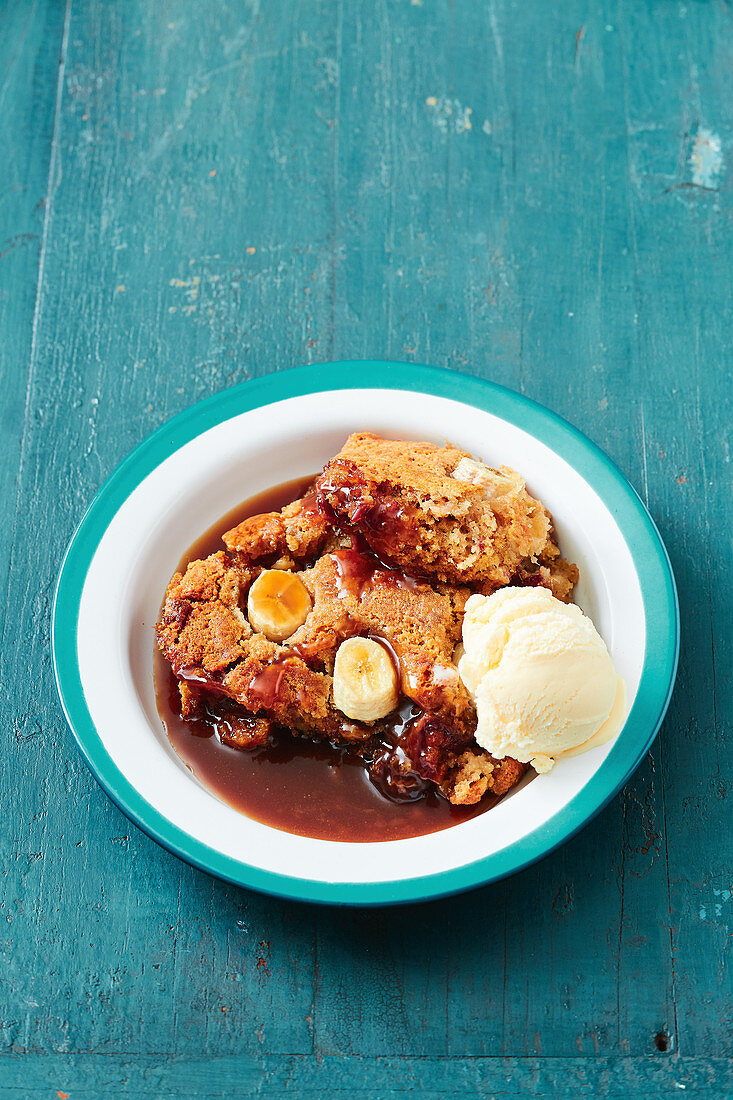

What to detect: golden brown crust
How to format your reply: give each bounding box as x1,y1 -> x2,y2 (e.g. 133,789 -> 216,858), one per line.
441,752 -> 527,805
222,490 -> 330,563
156,552 -> 370,741
540,553 -> 579,603
156,552 -> 252,674
443,751 -> 495,805
222,512 -> 284,559
489,756 -> 527,797
222,653 -> 336,733
316,433 -> 554,587
156,547 -> 473,738
290,551 -> 470,716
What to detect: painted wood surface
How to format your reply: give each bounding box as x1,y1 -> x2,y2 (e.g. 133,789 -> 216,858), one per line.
1,0 -> 730,1095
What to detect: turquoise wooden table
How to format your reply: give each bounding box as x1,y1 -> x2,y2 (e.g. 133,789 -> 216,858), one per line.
1,1 -> 730,1096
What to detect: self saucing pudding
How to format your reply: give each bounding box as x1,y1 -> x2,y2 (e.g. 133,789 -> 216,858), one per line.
155,432 -> 619,842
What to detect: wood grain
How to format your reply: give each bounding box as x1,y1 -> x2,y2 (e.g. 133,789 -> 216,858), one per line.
0,0 -> 730,1094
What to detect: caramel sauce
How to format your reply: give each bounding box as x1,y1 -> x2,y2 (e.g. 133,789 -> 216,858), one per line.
154,476 -> 498,842
368,698 -> 431,802
247,661 -> 291,707
316,461 -> 417,564
331,545 -> 424,599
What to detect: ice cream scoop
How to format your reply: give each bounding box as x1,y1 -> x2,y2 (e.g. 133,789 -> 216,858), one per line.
457,586 -> 625,772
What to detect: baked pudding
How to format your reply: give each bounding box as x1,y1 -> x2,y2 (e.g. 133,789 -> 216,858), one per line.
155,433 -> 595,841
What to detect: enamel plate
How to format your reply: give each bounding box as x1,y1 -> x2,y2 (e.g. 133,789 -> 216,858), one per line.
53,363 -> 679,905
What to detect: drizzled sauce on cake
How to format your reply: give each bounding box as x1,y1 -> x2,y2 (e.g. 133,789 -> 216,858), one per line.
154,434 -> 572,842
155,478 -> 499,842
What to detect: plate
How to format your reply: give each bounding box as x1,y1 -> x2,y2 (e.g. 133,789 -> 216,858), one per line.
53,362 -> 679,905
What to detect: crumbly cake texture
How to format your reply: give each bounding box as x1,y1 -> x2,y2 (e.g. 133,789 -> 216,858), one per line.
317,432 -> 577,596
223,493 -> 331,565
157,550 -> 345,741
157,434 -> 579,806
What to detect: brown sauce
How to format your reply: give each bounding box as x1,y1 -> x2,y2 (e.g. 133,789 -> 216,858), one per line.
331,546 -> 425,598
154,477 -> 499,843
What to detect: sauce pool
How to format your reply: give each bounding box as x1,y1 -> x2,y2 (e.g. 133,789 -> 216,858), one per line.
154,476 -> 500,842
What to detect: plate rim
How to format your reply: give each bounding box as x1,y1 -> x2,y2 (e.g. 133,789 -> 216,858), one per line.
52,361 -> 679,906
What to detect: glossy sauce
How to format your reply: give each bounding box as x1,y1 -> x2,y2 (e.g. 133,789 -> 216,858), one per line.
331,546 -> 425,598
154,477 -> 499,842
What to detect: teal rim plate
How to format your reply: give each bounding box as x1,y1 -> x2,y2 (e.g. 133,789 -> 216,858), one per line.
52,362 -> 679,906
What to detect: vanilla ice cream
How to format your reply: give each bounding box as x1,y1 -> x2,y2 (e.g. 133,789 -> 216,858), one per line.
457,586 -> 625,772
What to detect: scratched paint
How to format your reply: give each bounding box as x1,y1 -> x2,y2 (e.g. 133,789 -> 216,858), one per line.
317,56 -> 339,86
699,888 -> 731,923
425,95 -> 472,133
169,275 -> 200,314
689,128 -> 723,188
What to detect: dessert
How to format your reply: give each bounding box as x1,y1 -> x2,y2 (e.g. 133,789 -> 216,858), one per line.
316,433 -> 574,596
458,586 -> 626,773
156,432 -> 603,839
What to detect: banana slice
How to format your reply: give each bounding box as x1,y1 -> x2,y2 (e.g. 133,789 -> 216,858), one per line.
333,637 -> 399,722
452,457 -> 523,499
247,569 -> 312,642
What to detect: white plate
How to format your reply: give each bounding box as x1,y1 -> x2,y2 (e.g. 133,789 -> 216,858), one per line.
53,363 -> 679,905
